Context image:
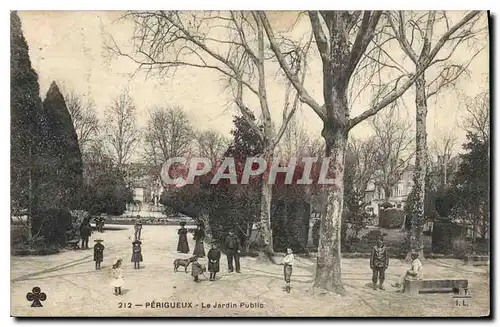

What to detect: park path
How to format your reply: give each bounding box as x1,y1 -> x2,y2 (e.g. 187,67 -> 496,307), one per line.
11,225 -> 490,317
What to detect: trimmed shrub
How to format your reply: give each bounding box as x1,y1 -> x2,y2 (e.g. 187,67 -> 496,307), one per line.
379,208 -> 405,228
271,200 -> 309,253
32,208 -> 72,246
451,238 -> 472,258
431,218 -> 455,254
362,229 -> 383,245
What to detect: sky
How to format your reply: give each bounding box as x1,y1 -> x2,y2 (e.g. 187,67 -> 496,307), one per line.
17,11 -> 489,157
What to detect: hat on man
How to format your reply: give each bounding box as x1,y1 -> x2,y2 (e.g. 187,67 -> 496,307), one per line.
132,240 -> 142,245
94,239 -> 104,243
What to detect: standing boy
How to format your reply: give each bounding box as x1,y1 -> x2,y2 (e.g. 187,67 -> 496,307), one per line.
283,247 -> 294,293
93,239 -> 105,270
370,236 -> 389,290
134,219 -> 143,241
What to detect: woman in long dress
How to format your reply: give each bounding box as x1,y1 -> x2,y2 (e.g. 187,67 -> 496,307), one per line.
110,258 -> 124,295
193,224 -> 206,258
177,221 -> 190,253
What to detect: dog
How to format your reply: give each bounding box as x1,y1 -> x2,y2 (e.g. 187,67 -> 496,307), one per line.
173,256 -> 198,273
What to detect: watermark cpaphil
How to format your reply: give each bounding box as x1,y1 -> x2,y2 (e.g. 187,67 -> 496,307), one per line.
160,157 -> 343,186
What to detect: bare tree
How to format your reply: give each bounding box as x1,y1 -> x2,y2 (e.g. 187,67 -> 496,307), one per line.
260,10 -> 481,292
64,91 -> 100,152
387,10 -> 485,259
144,106 -> 194,178
105,90 -> 140,171
277,116 -> 312,159
108,11 -> 313,258
460,91 -> 489,142
194,130 -> 229,164
346,136 -> 380,203
371,105 -> 414,201
429,131 -> 457,186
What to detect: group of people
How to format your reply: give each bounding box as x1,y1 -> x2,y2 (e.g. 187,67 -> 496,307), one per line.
176,221 -> 295,292
92,218 -> 422,296
177,222 -> 243,277
89,219 -> 144,295
106,239 -> 143,296
370,236 -> 424,291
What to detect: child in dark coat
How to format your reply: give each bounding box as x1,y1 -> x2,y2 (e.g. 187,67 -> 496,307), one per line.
93,239 -> 105,270
131,240 -> 143,269
207,243 -> 221,281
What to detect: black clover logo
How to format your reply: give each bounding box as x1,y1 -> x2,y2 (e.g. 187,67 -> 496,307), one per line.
26,287 -> 47,307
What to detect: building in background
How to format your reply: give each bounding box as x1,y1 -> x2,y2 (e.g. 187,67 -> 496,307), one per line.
364,166 -> 414,219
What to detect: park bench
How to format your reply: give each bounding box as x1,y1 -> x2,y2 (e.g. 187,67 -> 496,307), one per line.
404,278 -> 468,295
464,255 -> 489,266
65,230 -> 81,250
66,238 -> 81,250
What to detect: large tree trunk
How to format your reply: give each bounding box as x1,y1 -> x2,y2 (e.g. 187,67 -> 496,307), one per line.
383,186 -> 392,202
314,123 -> 347,294
408,72 -> 427,260
257,149 -> 276,262
200,212 -> 212,243
27,145 -> 33,240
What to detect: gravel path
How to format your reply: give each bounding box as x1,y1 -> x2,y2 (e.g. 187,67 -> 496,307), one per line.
11,225 -> 490,317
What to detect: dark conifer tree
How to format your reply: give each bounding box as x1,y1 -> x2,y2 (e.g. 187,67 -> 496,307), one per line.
10,11 -> 43,214
37,81 -> 83,210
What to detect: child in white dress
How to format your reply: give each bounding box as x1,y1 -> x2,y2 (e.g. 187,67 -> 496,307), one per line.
110,258 -> 124,295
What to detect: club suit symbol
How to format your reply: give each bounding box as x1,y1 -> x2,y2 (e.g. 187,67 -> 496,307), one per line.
26,287 -> 47,307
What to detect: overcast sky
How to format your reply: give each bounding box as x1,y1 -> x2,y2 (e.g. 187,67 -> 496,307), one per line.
18,11 -> 489,156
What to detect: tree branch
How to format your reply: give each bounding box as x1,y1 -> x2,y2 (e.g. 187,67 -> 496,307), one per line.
387,11 -> 419,63
258,11 -> 326,121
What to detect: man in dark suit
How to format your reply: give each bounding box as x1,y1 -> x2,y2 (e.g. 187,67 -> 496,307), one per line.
79,219 -> 92,249
224,230 -> 241,273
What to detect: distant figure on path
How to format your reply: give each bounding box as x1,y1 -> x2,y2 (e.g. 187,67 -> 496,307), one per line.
79,219 -> 92,249
392,252 -> 423,290
283,247 -> 294,293
207,243 -> 221,281
134,219 -> 143,240
131,240 -> 143,269
95,216 -> 104,233
177,221 -> 190,253
193,224 -> 206,258
224,230 -> 241,273
370,236 -> 389,290
93,239 -> 105,270
111,258 -> 124,295
191,256 -> 205,283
